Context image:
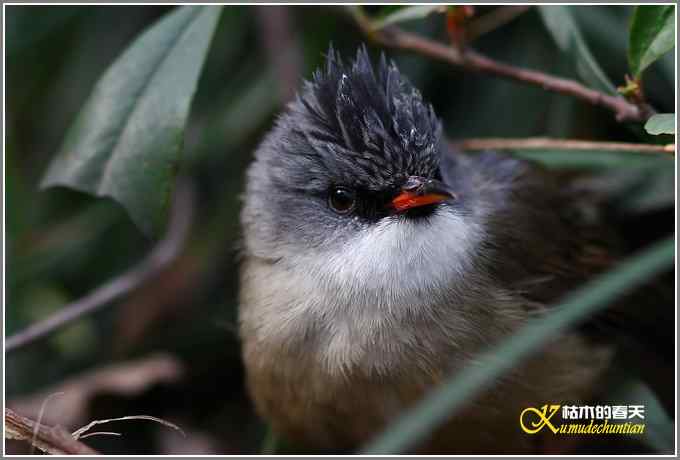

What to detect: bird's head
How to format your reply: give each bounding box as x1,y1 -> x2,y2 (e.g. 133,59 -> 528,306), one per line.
242,46 -> 479,294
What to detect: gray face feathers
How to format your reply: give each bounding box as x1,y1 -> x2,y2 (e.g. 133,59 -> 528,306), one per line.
242,46 -> 449,256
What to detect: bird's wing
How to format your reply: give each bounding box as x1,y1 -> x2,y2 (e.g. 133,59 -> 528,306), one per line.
442,144 -> 674,411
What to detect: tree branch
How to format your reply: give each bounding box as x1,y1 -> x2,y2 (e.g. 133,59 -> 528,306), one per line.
347,7 -> 652,123
5,408 -> 99,455
454,137 -> 675,154
255,5 -> 303,104
5,180 -> 195,353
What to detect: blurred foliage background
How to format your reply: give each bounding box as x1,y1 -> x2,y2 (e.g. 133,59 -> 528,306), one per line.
5,5 -> 675,454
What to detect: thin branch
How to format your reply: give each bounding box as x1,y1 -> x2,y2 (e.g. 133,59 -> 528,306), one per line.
255,5 -> 303,104
5,180 -> 195,353
5,408 -> 99,455
78,431 -> 122,440
347,7 -> 652,123
31,392 -> 65,455
72,415 -> 185,440
455,137 -> 675,155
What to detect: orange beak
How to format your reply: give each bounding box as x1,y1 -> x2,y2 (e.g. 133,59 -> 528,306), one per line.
392,191 -> 451,212
391,176 -> 455,212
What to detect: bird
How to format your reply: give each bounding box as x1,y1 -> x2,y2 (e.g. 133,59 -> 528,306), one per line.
237,46 -> 670,453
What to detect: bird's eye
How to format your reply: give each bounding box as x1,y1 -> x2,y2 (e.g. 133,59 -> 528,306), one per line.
328,187 -> 356,214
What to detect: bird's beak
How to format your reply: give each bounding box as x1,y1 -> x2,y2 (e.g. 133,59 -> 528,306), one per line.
391,176 -> 456,212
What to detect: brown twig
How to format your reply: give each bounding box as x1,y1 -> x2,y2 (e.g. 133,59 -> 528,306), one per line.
348,7 -> 651,123
10,353 -> 184,428
31,392 -> 65,455
255,6 -> 303,104
5,408 -> 99,455
455,137 -> 675,155
5,180 -> 195,353
72,415 -> 185,440
78,431 -> 122,440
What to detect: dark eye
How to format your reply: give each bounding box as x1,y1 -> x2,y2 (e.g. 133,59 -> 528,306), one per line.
328,187 -> 356,214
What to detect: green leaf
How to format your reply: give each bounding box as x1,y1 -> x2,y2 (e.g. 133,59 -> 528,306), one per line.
629,6 -> 675,77
361,236 -> 674,453
645,113 -> 676,135
538,6 -> 616,94
41,6 -> 222,237
372,5 -> 445,31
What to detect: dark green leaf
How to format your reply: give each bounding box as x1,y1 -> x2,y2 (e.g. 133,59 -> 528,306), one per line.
644,113 -> 675,135
629,6 -> 675,77
538,6 -> 616,94
41,6 -> 222,237
361,237 -> 675,453
372,5 -> 445,30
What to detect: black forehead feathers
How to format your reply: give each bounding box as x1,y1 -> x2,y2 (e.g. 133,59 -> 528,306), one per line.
292,45 -> 443,190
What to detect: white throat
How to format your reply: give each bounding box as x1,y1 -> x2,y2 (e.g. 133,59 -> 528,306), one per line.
309,206 -> 482,300
241,206 -> 511,378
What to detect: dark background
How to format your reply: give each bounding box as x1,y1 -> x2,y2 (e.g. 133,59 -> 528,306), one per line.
5,5 -> 675,454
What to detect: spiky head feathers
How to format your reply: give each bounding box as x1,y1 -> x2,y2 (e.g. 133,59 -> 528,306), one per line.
244,46 -> 452,256
279,46 -> 444,192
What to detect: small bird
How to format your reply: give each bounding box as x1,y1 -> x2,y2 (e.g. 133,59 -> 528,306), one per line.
238,47 -> 663,453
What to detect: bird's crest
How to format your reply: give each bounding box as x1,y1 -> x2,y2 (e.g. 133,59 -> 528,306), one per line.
295,45 -> 442,187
